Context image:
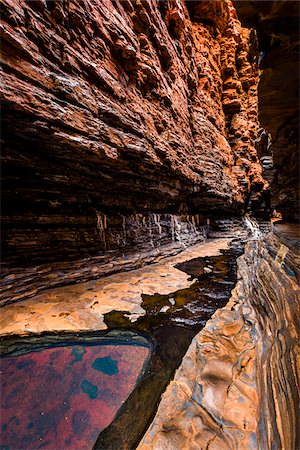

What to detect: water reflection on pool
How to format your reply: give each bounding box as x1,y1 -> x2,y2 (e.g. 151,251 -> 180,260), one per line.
1,341 -> 150,450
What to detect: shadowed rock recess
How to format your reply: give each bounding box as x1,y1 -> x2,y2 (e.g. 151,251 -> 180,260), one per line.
0,1 -> 299,450
234,0 -> 300,222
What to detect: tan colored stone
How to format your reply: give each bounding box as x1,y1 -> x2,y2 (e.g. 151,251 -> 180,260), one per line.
0,238 -> 231,336
138,231 -> 300,450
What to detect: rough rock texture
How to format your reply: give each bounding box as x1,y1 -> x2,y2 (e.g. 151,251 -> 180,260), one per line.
1,0 -> 267,264
0,238 -> 231,333
0,213 -> 258,307
0,213 -> 209,305
234,1 -> 300,222
138,228 -> 300,449
2,212 -> 208,264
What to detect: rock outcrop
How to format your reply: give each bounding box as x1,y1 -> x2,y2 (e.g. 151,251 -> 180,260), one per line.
0,212 -> 210,305
1,2 -> 298,449
234,1 -> 300,222
138,225 -> 300,449
1,0 -> 267,265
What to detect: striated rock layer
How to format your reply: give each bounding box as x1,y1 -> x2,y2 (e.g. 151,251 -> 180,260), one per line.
0,212 -> 210,305
0,214 -> 256,307
0,238 -> 232,334
1,0 -> 267,264
138,227 -> 300,449
234,1 -> 300,222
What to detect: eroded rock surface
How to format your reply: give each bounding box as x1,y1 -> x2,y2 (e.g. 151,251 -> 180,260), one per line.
0,213 -> 209,305
1,0 -> 266,264
0,238 -> 231,334
234,1 -> 299,221
1,3 -> 298,449
138,228 -> 300,449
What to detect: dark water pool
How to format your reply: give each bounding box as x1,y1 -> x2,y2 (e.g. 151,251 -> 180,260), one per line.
96,245 -> 243,449
0,338 -> 150,450
0,244 -> 242,450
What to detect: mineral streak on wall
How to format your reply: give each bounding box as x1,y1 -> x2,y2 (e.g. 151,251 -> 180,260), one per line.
1,0 -> 267,264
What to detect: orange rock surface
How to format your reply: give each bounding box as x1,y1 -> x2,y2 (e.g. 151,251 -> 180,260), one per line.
1,0 -> 267,264
138,227 -> 300,450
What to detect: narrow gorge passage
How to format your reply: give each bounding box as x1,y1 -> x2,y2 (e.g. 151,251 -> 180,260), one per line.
1,0 -> 299,449
1,236 -> 244,449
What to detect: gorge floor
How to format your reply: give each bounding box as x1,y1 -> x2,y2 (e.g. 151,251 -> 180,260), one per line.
0,238 -> 243,450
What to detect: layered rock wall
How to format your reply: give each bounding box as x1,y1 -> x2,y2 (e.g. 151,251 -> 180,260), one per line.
0,212 -> 209,305
234,1 -> 299,221
138,229 -> 300,449
1,0 -> 266,264
2,211 -> 208,264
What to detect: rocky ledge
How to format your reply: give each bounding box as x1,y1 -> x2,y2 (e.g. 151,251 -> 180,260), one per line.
0,215 -> 256,307
138,225 -> 300,449
0,238 -> 233,334
0,212 -> 209,306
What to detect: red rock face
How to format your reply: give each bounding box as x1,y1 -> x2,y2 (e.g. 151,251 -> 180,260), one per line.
1,0 -> 267,262
234,0 -> 299,222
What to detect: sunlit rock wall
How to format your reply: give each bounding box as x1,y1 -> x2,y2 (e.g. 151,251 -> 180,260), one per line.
138,230 -> 300,449
1,0 -> 266,263
234,0 -> 299,222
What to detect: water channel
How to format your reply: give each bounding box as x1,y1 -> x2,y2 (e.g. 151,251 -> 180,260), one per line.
0,243 -> 242,450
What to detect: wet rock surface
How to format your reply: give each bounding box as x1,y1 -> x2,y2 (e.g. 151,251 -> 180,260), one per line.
94,243 -> 243,449
138,228 -> 300,450
0,239 -> 232,332
0,238 -> 242,450
0,213 -> 209,306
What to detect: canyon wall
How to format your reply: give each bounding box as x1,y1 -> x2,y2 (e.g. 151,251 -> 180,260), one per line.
1,2 -> 299,448
1,0 -> 267,265
138,226 -> 300,450
1,212 -> 209,305
234,0 -> 299,222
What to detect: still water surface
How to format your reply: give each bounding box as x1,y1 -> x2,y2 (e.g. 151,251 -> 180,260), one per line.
1,342 -> 150,449
1,244 -> 242,450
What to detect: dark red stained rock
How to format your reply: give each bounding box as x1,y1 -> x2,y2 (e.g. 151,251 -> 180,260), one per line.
1,0 -> 267,263
1,343 -> 150,450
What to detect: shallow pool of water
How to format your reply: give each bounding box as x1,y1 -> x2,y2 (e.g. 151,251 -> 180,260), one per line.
95,245 -> 243,449
1,339 -> 150,450
0,244 -> 242,450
